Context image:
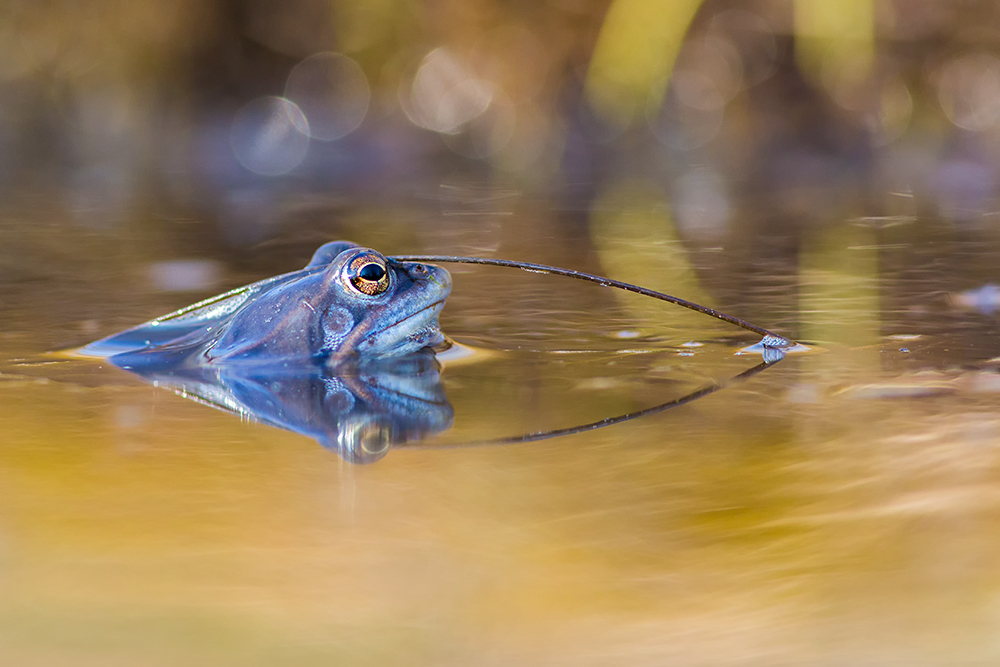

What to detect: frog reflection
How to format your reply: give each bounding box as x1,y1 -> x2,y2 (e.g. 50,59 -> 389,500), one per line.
80,241 -> 452,367
125,351 -> 453,463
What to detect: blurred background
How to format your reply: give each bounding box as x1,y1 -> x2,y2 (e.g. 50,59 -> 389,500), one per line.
4,0 -> 1000,348
7,2 -> 1000,665
4,0 -> 994,222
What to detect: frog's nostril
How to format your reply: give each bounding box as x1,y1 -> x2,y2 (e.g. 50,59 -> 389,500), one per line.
412,264 -> 427,275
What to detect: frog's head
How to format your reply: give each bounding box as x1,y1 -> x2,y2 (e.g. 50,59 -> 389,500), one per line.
309,243 -> 452,362
193,241 -> 452,365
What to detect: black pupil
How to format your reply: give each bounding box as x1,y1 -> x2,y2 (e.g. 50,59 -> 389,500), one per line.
358,263 -> 385,281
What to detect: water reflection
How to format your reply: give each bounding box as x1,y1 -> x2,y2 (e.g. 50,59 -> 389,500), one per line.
468,353 -> 784,447
117,350 -> 453,464
94,344 -> 784,463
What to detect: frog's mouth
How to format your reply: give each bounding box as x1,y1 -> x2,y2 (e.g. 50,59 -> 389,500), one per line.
383,299 -> 446,332
359,299 -> 448,357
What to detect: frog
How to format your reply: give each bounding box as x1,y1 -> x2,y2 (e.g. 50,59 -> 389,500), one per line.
79,241 -> 452,370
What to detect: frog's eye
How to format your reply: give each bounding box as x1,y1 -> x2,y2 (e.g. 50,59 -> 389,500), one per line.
347,257 -> 390,296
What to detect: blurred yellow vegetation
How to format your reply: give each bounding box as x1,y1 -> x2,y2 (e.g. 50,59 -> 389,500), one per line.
799,223 -> 881,350
793,0 -> 875,84
584,0 -> 879,127
589,179 -> 727,338
585,0 -> 702,127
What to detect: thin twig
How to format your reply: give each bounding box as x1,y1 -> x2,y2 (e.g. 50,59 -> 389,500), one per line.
390,255 -> 793,347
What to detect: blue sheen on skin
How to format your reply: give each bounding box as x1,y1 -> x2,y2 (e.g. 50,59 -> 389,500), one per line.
80,241 -> 452,369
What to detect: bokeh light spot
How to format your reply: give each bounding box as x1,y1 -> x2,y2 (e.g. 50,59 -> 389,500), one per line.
229,96 -> 310,176
935,53 -> 1000,132
404,48 -> 493,134
285,52 -> 370,141
442,85 -> 515,159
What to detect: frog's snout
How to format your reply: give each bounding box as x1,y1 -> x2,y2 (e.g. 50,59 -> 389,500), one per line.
405,262 -> 451,293
430,266 -> 452,294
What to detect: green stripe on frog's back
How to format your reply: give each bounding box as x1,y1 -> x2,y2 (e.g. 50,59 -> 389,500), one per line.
79,267 -> 325,358
153,267 -> 324,324
153,239 -> 357,325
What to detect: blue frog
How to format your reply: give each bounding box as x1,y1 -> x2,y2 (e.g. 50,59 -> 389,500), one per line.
80,241 -> 452,369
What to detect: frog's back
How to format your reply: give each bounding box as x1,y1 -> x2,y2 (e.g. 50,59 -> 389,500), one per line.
77,242 -> 355,364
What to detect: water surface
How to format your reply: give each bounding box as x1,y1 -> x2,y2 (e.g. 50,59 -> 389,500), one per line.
3,208 -> 1000,666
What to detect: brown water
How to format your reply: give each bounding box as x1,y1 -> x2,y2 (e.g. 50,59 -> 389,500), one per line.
4,202 -> 1000,666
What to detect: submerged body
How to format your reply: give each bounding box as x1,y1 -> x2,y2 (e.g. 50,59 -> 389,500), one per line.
80,241 -> 452,369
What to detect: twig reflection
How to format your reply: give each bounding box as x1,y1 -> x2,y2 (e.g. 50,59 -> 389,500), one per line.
426,352 -> 783,448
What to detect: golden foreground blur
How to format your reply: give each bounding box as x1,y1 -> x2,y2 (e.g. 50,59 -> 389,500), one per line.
3,283 -> 1000,665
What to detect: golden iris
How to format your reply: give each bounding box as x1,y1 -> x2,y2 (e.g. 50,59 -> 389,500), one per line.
348,255 -> 390,296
